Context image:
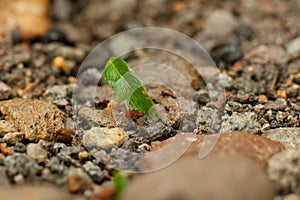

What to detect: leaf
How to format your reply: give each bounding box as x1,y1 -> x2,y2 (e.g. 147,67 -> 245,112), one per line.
112,171 -> 128,200
104,57 -> 158,117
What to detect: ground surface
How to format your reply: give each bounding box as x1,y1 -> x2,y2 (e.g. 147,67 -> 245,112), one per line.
0,0 -> 300,200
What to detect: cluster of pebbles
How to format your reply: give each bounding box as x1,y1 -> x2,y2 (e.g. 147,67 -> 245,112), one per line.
0,0 -> 300,199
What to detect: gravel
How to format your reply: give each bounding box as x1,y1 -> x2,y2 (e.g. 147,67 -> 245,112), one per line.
83,161 -> 103,183
268,149 -> 300,193
4,153 -> 41,178
0,0 -> 299,199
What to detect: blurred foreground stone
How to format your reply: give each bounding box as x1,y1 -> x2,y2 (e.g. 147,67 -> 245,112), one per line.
122,155 -> 275,200
0,185 -> 72,200
150,131 -> 284,169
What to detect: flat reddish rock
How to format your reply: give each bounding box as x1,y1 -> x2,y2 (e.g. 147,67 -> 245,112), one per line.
150,131 -> 284,169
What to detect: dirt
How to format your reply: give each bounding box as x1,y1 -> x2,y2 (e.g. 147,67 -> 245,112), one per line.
0,0 -> 300,200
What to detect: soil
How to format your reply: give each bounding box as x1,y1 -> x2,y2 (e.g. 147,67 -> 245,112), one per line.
0,0 -> 300,200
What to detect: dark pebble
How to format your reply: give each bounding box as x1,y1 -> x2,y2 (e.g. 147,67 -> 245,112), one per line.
42,27 -> 68,43
47,157 -> 64,174
246,94 -> 259,105
57,152 -> 80,167
136,120 -> 174,143
107,148 -> 141,171
195,90 -> 210,105
52,143 -> 67,154
53,0 -> 72,22
66,146 -> 85,158
10,29 -> 23,44
83,161 -> 104,183
265,98 -> 287,111
211,41 -> 243,65
234,79 -> 266,95
122,140 -> 137,151
235,24 -> 255,40
293,76 -> 300,85
12,142 -> 26,153
270,120 -> 278,128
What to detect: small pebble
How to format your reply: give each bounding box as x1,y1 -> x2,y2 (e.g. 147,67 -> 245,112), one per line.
67,169 -> 92,193
43,27 -> 68,43
83,161 -> 104,183
44,85 -> 68,102
286,36 -> 300,59
13,143 -> 26,153
83,127 -> 129,150
3,132 -> 24,144
26,143 -> 48,163
0,143 -> 13,156
211,41 -> 243,65
78,151 -> 89,160
265,98 -> 287,111
46,157 -> 64,174
13,174 -> 25,184
0,81 -> 14,100
52,56 -> 68,74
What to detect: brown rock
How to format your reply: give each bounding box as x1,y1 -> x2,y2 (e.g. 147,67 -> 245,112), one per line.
0,0 -> 50,40
0,98 -> 72,142
67,173 -> 90,193
122,155 -> 276,200
78,107 -> 116,128
0,185 -> 72,200
150,131 -> 284,169
0,120 -> 18,137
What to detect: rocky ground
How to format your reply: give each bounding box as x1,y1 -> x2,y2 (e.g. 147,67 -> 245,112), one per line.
0,0 -> 300,199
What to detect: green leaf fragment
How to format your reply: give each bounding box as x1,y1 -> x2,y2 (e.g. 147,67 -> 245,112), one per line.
104,57 -> 158,117
112,171 -> 128,200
